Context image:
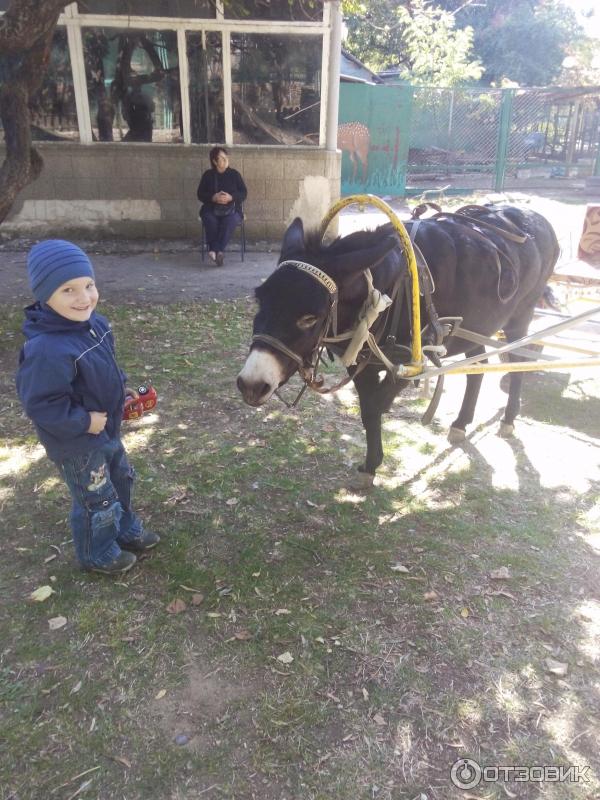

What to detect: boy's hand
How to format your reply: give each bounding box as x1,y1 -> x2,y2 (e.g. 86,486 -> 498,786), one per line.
88,411 -> 107,434
125,387 -> 139,400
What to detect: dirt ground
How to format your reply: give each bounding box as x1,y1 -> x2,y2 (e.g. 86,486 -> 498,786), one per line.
0,189 -> 595,305
1,189 -> 599,800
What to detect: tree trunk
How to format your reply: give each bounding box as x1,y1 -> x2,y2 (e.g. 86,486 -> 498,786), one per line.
0,0 -> 69,224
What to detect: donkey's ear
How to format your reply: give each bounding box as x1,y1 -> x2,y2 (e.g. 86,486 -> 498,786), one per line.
327,234 -> 399,280
279,217 -> 305,262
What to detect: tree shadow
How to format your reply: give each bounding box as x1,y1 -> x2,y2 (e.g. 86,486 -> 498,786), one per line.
520,370 -> 600,439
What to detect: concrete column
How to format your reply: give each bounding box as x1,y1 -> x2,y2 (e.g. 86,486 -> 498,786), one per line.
325,0 -> 342,152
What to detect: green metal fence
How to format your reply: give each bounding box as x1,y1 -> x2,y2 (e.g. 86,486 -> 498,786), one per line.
338,83 -> 600,198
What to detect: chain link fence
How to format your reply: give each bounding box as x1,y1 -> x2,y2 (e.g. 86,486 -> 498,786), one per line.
339,83 -> 600,197
407,85 -> 600,196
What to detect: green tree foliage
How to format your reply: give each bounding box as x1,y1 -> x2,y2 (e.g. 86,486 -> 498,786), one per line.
441,0 -> 582,86
559,38 -> 600,86
343,0 -> 483,85
343,0 -> 584,87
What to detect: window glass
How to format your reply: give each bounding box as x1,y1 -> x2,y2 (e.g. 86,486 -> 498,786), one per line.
187,31 -> 224,144
83,28 -> 181,143
78,1 -> 215,17
231,34 -> 322,146
30,27 -> 80,141
224,0 -> 322,21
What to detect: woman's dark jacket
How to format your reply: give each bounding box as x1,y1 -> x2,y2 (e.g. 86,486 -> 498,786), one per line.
16,304 -> 127,463
197,167 -> 247,216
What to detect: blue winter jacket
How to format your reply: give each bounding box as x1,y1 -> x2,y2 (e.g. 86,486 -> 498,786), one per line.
16,303 -> 127,463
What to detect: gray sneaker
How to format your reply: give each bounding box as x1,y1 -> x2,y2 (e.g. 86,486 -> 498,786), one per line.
86,551 -> 137,575
120,531 -> 161,553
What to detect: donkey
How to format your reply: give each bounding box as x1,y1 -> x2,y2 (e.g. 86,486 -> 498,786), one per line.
237,205 -> 560,481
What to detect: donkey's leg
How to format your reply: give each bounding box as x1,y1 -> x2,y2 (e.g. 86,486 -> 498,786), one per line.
354,369 -> 403,479
448,346 -> 487,443
499,318 -> 534,437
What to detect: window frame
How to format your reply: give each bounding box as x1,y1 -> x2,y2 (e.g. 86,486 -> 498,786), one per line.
45,1 -> 330,147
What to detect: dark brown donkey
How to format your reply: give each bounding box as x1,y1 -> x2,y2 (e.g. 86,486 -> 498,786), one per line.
237,205 -> 560,481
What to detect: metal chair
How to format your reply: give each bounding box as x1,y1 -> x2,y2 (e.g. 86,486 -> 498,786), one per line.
200,207 -> 246,262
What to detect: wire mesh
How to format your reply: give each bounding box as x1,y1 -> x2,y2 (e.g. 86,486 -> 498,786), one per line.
405,85 -> 600,196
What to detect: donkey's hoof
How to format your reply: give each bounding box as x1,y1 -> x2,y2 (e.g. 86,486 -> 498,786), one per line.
448,426 -> 466,444
351,470 -> 375,491
499,422 -> 515,438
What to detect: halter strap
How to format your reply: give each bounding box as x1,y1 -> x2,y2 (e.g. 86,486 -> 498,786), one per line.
251,334 -> 305,367
279,259 -> 338,296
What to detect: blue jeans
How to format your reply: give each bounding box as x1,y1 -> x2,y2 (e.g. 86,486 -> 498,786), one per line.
201,208 -> 242,253
58,438 -> 144,568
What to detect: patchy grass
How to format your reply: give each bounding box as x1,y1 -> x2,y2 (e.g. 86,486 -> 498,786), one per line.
0,298 -> 599,800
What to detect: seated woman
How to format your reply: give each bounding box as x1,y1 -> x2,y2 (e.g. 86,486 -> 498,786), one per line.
197,147 -> 247,266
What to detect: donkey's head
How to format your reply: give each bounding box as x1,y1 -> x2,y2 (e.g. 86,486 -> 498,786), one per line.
237,218 -> 399,406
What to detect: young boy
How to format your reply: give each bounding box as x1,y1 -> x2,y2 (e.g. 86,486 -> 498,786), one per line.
16,240 -> 160,575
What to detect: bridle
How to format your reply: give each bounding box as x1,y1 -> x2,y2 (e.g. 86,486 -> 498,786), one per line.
250,257 -> 406,407
251,259 -> 342,406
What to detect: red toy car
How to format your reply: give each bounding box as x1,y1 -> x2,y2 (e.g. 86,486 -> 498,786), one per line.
123,384 -> 158,421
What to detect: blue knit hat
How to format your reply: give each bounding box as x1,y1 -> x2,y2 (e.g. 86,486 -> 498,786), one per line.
27,240 -> 95,304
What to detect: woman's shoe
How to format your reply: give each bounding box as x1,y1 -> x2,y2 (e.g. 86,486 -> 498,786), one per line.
216,252 -> 224,266
208,250 -> 217,263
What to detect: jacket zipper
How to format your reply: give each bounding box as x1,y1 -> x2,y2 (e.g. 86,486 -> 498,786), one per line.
90,324 -> 125,409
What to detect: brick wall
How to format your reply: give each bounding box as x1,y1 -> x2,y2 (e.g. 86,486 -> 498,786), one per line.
1,143 -> 341,242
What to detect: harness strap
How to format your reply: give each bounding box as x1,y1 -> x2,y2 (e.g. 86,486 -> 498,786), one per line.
455,204 -> 529,243
252,334 -> 305,367
428,211 -> 520,303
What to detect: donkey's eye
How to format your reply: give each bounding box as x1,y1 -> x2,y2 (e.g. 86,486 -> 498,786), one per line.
297,314 -> 319,330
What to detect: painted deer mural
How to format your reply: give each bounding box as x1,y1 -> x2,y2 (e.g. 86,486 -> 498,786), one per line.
337,122 -> 370,183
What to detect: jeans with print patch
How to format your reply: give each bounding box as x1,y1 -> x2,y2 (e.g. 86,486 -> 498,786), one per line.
59,438 -> 144,568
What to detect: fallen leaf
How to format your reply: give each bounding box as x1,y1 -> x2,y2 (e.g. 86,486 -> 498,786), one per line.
164,488 -> 189,506
206,612 -> 222,618
66,778 -> 94,799
178,584 -> 205,593
460,607 -> 470,618
234,629 -> 253,641
155,689 -> 167,700
362,687 -> 369,701
44,554 -> 57,563
277,651 -> 294,664
491,589 -> 516,600
274,608 -> 291,616
226,497 -> 239,506
29,585 -> 55,603
423,590 -> 439,601
48,616 -> 67,630
373,713 -> 386,726
490,566 -> 511,581
191,594 -> 204,606
70,680 -> 82,695
112,755 -> 131,769
391,563 -> 410,573
545,658 -> 569,677
166,598 -> 187,614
